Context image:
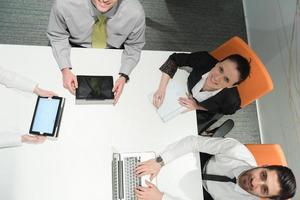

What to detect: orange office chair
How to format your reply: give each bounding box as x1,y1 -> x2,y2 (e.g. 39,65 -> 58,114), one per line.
245,144 -> 289,200
198,36 -> 274,134
246,144 -> 287,167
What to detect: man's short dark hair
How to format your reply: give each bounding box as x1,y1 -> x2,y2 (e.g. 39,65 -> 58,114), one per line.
222,54 -> 250,85
265,165 -> 296,200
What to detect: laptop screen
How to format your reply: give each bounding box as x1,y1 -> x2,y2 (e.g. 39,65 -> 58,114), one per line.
31,98 -> 60,134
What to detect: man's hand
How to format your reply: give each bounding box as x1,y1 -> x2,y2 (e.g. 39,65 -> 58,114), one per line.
135,159 -> 161,181
112,76 -> 126,105
136,180 -> 163,200
153,88 -> 166,109
21,134 -> 46,144
62,68 -> 78,95
33,87 -> 57,97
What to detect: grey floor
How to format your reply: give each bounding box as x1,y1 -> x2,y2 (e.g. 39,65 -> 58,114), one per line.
0,0 -> 260,143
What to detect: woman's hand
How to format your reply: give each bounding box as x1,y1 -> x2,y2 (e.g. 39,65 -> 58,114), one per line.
153,88 -> 166,109
178,94 -> 199,111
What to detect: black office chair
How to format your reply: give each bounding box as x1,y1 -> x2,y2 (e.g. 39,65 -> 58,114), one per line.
200,119 -> 234,138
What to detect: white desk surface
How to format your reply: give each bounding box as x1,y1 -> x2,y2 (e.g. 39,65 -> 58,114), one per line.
0,44 -> 202,200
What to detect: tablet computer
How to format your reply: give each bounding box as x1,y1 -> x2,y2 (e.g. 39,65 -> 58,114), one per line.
76,75 -> 114,104
29,96 -> 65,137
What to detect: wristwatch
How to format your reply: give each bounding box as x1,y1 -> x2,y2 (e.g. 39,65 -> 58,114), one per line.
119,73 -> 129,82
155,155 -> 165,167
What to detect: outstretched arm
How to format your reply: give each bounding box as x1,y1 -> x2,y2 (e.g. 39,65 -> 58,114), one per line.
153,72 -> 171,108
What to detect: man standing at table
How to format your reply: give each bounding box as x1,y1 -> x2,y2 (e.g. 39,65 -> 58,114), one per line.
47,0 -> 145,104
135,135 -> 297,200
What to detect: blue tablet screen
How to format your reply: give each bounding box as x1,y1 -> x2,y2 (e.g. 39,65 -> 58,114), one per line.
32,98 -> 60,134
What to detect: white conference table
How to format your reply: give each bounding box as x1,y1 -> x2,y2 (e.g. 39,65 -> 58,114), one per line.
0,44 -> 202,200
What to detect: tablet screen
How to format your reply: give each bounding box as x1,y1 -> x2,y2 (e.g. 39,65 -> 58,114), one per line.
76,76 -> 114,100
31,98 -> 60,134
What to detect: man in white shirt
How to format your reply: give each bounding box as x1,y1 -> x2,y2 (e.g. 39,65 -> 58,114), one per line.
0,66 -> 56,148
135,135 -> 296,200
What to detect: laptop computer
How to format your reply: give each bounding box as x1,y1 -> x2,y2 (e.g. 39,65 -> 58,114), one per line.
76,75 -> 114,104
112,152 -> 156,200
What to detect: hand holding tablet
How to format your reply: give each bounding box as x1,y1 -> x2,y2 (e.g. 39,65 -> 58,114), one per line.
21,134 -> 46,144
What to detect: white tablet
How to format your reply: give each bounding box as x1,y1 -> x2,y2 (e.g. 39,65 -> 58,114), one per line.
29,96 -> 65,137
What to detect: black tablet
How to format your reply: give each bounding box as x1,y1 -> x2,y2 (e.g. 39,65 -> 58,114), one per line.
29,96 -> 65,137
76,75 -> 114,104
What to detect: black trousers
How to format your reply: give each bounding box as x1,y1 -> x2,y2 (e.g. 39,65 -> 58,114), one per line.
200,153 -> 214,200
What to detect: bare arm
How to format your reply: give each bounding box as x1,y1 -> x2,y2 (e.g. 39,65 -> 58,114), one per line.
153,72 -> 171,108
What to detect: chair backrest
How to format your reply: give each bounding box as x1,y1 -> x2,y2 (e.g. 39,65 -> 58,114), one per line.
210,36 -> 273,108
245,144 -> 287,166
245,144 -> 289,200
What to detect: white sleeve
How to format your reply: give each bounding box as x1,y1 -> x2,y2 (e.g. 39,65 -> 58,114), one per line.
0,66 -> 37,93
160,135 -> 245,165
0,131 -> 22,148
162,193 -> 185,200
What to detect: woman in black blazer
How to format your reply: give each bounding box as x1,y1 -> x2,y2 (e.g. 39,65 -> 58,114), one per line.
153,51 -> 250,124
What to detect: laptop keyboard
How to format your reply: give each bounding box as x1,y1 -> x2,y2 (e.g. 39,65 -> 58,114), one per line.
112,157 -> 119,200
124,157 -> 141,200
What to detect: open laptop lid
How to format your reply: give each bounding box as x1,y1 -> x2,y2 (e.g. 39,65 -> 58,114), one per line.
76,75 -> 114,100
29,96 -> 65,137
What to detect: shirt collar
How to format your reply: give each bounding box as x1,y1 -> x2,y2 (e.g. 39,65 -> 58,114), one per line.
90,0 -> 119,18
202,71 -> 209,79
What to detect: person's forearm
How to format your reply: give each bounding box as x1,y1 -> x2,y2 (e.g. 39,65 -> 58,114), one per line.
119,52 -> 137,76
119,41 -> 144,76
162,192 -> 184,200
117,11 -> 145,76
0,66 -> 37,93
49,40 -> 72,70
160,135 -> 243,165
159,58 -> 178,79
0,132 -> 22,148
158,72 -> 171,90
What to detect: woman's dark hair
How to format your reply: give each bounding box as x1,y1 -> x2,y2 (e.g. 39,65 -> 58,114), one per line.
222,54 -> 251,85
266,165 -> 297,200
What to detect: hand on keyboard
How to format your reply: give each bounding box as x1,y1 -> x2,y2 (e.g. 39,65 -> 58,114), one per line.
135,180 -> 163,200
135,159 -> 161,181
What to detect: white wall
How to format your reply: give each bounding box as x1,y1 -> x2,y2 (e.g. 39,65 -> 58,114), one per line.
243,0 -> 300,198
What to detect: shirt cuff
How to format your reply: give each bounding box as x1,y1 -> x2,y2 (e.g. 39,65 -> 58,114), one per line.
160,151 -> 173,165
119,73 -> 129,82
58,57 -> 72,70
159,59 -> 178,78
119,65 -> 134,76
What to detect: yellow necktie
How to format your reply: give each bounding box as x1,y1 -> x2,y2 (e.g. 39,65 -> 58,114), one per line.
92,15 -> 107,48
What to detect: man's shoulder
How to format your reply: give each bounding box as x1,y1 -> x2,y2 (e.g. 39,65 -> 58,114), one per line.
119,0 -> 145,19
